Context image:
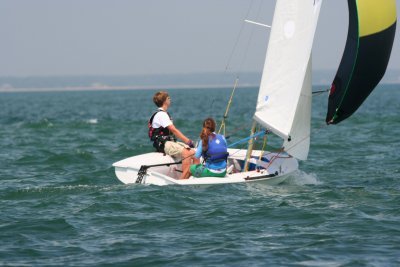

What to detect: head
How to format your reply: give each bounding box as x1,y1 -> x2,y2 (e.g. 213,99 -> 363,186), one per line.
153,91 -> 170,108
200,117 -> 216,151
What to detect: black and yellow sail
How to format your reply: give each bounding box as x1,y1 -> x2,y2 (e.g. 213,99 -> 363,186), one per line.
326,0 -> 397,124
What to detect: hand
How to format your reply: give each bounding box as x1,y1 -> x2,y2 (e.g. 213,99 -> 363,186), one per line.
186,139 -> 194,148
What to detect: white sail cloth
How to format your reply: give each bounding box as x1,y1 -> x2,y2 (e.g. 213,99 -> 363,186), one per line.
253,0 -> 322,160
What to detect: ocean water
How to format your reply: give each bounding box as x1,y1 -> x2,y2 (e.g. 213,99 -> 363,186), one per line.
1,85 -> 399,266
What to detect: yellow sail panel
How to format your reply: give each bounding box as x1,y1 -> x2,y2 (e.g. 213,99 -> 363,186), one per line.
358,0 -> 397,37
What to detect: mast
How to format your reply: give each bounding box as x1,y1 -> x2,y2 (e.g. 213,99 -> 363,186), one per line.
243,121 -> 257,172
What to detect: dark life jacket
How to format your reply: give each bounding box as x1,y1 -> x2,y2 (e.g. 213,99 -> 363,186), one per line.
202,134 -> 229,163
148,110 -> 176,153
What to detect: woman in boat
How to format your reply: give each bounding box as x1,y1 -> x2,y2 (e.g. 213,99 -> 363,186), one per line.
189,118 -> 228,178
149,91 -> 199,179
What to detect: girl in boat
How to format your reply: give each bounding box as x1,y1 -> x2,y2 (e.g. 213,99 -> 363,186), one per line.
189,118 -> 228,178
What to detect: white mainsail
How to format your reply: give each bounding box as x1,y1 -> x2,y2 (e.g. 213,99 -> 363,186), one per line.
253,0 -> 322,160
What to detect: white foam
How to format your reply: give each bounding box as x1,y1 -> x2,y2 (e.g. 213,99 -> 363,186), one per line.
289,170 -> 322,185
86,118 -> 98,124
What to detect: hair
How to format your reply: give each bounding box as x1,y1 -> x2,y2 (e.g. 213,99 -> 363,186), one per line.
200,117 -> 216,152
153,91 -> 169,107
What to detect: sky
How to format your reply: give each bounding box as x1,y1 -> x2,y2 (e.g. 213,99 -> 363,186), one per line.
1,0 -> 399,77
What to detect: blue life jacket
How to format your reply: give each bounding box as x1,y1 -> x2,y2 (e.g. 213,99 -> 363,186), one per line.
202,134 -> 228,163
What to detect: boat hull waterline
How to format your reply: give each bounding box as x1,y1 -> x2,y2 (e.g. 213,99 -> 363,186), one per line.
112,149 -> 298,186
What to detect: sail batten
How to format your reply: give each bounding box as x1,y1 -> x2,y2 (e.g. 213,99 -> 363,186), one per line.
253,0 -> 322,160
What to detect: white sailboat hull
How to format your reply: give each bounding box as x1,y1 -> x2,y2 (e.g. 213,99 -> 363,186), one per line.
112,148 -> 298,186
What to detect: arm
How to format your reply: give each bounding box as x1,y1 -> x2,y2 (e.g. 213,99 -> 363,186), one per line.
194,140 -> 203,159
167,124 -> 190,144
155,112 -> 192,145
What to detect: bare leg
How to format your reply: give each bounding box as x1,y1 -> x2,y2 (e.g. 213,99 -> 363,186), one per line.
181,148 -> 195,179
193,156 -> 200,165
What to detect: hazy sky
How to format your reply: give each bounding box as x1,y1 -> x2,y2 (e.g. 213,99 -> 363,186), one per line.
1,0 -> 399,77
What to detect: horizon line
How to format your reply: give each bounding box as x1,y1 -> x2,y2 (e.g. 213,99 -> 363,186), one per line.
1,69 -> 400,78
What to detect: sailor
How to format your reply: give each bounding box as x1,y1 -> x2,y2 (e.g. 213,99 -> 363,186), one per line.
149,91 -> 199,179
190,118 -> 228,178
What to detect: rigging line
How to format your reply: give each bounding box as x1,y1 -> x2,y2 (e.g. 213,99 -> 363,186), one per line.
229,144 -> 249,159
229,131 -> 272,172
312,88 -> 330,96
279,122 -> 329,158
216,0 -> 254,126
229,122 -> 328,165
228,130 -> 265,148
251,122 -> 328,170
265,147 -> 284,169
224,0 -> 257,73
219,0 -> 265,136
223,122 -> 253,142
237,0 -> 264,74
218,77 -> 239,135
258,134 -> 268,164
228,143 -> 249,158
244,20 -> 271,28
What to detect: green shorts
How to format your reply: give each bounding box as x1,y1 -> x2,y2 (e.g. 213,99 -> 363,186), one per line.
190,164 -> 226,178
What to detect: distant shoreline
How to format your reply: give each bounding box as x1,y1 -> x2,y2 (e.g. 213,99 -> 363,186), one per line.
1,70 -> 399,93
1,82 -> 399,93
0,84 -> 259,93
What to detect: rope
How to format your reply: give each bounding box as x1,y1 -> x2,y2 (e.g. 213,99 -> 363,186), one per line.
225,123 -> 252,140
284,122 -> 328,155
224,0 -> 256,72
312,88 -> 329,96
227,121 -> 328,172
237,0 -> 264,73
260,122 -> 328,170
227,131 -> 265,148
218,0 -> 268,136
218,77 -> 239,136
257,133 -> 268,168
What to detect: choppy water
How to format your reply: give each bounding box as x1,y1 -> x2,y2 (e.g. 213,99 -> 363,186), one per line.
1,85 -> 399,266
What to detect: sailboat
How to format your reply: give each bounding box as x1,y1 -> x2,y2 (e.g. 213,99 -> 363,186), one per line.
112,0 -> 396,186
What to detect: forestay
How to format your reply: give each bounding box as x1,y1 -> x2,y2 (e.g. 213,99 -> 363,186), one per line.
253,0 -> 322,160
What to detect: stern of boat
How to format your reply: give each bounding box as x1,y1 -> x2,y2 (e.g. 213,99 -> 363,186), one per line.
112,152 -> 182,185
